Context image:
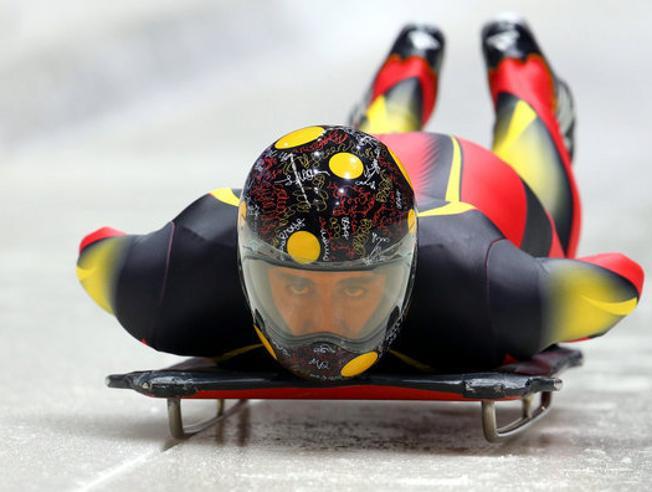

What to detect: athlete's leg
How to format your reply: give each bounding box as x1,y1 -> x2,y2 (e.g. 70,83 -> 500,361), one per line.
482,16 -> 580,257
350,24 -> 445,133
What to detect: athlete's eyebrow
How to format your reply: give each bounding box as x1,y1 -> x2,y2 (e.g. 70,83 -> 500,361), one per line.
278,272 -> 314,284
337,275 -> 378,287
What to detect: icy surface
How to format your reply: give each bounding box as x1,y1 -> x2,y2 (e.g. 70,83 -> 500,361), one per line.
1,1 -> 651,490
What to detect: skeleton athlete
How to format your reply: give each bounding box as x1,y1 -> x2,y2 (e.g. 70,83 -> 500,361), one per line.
77,18 -> 644,381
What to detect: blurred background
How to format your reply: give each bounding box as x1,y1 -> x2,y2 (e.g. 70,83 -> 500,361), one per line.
1,1 -> 651,490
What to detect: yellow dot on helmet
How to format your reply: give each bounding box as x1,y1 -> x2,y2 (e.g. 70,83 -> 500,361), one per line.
329,152 -> 364,179
287,230 -> 321,264
408,208 -> 417,234
388,147 -> 413,189
275,126 -> 325,149
254,325 -> 277,360
340,352 -> 379,377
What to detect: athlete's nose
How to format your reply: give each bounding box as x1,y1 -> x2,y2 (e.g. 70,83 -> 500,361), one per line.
314,290 -> 349,337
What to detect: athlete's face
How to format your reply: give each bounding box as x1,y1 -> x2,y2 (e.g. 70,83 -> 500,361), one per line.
267,266 -> 387,339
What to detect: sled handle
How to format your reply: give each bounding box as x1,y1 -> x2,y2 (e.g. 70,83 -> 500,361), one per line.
481,391 -> 553,443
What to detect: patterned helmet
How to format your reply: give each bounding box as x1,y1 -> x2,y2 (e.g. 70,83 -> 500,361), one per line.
238,125 -> 417,381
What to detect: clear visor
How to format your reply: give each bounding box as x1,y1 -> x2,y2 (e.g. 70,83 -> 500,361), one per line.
240,236 -> 415,353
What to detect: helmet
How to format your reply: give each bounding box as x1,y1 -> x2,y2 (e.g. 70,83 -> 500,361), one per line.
238,125 -> 417,381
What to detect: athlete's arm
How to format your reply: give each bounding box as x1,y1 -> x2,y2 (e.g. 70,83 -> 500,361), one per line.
398,200 -> 643,369
487,240 -> 644,359
76,188 -> 255,356
76,226 -> 131,315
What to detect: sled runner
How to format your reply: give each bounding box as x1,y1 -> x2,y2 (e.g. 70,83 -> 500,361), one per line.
107,345 -> 582,443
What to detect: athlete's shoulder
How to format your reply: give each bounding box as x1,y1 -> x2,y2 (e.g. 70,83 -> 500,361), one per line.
417,199 -> 504,264
172,187 -> 242,242
174,187 -> 241,222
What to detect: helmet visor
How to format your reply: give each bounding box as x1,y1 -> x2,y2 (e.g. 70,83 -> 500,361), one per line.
240,245 -> 414,353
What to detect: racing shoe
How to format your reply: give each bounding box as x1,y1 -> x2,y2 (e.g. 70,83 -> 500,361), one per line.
481,14 -> 576,159
350,24 -> 445,133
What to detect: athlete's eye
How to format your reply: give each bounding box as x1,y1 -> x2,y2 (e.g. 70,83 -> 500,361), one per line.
343,285 -> 367,298
287,281 -> 310,296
